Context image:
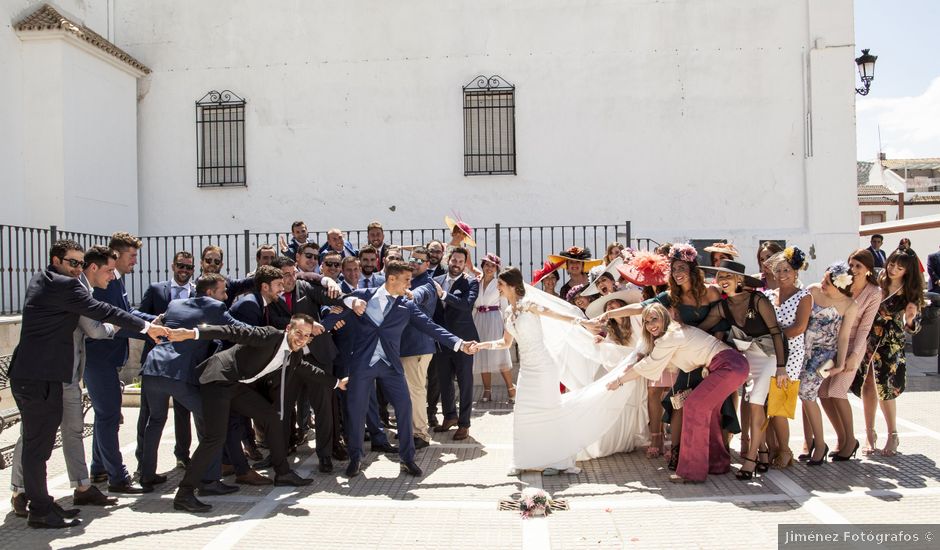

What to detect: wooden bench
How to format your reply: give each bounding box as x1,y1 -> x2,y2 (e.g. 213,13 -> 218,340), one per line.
0,354 -> 95,469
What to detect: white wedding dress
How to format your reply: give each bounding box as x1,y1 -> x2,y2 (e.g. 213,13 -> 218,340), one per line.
506,287 -> 649,472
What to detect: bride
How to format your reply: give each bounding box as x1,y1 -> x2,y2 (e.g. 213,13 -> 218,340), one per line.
472,267 -> 648,475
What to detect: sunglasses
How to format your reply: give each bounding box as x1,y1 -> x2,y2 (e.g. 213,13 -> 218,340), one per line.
409,258 -> 426,265
203,258 -> 222,266
323,261 -> 341,268
302,253 -> 317,259
63,258 -> 85,268
175,263 -> 195,270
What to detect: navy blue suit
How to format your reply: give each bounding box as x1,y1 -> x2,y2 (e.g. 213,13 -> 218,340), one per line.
84,277 -> 155,483
324,287 -> 461,464
137,297 -> 245,482
223,275 -> 255,308
928,250 -> 940,292
137,279 -> 196,465
401,272 -> 439,357
868,246 -> 887,269
358,273 -> 385,289
319,242 -> 359,261
431,273 -> 480,429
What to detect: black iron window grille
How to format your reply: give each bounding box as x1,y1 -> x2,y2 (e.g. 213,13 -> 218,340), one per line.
196,90 -> 246,187
463,75 -> 516,176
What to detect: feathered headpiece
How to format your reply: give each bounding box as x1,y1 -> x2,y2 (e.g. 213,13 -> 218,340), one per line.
617,251 -> 670,287
826,261 -> 853,290
668,242 -> 698,264
783,246 -> 809,271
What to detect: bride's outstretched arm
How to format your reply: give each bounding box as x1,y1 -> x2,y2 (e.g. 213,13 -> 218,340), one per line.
474,329 -> 514,351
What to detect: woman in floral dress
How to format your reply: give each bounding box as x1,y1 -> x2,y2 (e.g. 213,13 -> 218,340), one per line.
850,249 -> 923,457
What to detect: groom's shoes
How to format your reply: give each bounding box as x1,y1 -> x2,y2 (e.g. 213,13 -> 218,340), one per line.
433,418 -> 458,432
345,460 -> 362,478
400,461 -> 423,476
274,471 -> 314,487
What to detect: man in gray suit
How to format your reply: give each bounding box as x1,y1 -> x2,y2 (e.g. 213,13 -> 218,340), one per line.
9,246 -> 121,516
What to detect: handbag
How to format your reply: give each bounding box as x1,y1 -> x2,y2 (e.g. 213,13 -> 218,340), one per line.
767,378 -> 800,420
669,370 -> 695,409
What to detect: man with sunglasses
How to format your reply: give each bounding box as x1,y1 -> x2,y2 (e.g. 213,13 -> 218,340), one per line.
165,314 -> 346,513
320,251 -> 343,280
295,242 -> 320,273
136,251 -> 198,472
9,240 -> 168,528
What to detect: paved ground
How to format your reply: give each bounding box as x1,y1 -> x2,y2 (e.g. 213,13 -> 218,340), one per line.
0,355 -> 938,549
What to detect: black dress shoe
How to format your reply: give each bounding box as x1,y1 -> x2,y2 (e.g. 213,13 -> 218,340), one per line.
140,474 -> 168,489
198,481 -> 240,496
274,470 -> 314,487
345,460 -> 362,478
371,442 -> 399,454
318,457 -> 334,473
173,491 -> 211,513
332,446 -> 349,461
400,461 -> 423,476
11,493 -> 27,517
90,473 -> 109,483
27,510 -> 80,528
413,438 -> 430,450
73,485 -> 118,506
53,502 -> 80,519
109,479 -> 152,494
176,457 -> 191,470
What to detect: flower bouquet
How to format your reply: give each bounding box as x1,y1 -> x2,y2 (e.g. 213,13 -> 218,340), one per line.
519,487 -> 553,518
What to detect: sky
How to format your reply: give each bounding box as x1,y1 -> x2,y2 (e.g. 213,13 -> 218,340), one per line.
855,0 -> 940,161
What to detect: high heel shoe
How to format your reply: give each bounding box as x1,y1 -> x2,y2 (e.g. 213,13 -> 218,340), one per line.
863,429 -> 879,456
667,444 -> 680,471
756,448 -> 770,473
797,439 -> 815,462
832,440 -> 860,462
507,386 -> 516,405
481,389 -> 492,403
735,456 -> 759,480
807,444 -> 829,466
881,432 -> 899,457
772,449 -> 794,469
646,433 -> 664,459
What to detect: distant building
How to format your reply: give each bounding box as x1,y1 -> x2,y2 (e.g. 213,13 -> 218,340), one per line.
858,158 -> 940,225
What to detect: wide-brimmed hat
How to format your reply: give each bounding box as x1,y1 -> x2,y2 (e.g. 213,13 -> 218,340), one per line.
582,257 -> 624,296
445,215 -> 476,247
703,242 -> 739,258
701,259 -> 763,288
618,251 -> 670,287
480,253 -> 501,268
531,260 -> 564,285
584,288 -> 645,319
547,246 -> 603,271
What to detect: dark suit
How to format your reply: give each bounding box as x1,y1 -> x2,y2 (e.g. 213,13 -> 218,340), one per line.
84,277 -> 155,483
431,273 -> 480,429
9,267 -> 146,516
318,241 -> 359,261
868,246 -> 887,269
223,275 -> 255,307
358,272 -> 386,289
180,325 -> 337,490
323,288 -> 461,464
138,297 -> 244,482
137,279 -> 196,466
928,250 -> 940,292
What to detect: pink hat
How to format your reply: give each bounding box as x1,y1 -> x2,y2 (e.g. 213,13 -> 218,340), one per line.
481,253 -> 502,268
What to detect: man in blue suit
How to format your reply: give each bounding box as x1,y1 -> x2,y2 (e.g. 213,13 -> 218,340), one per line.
399,247 -> 438,448
137,273 -> 247,494
84,232 -> 156,494
137,250 -> 197,470
319,228 -> 358,261
323,260 -> 476,478
357,245 -> 386,289
431,248 -> 480,441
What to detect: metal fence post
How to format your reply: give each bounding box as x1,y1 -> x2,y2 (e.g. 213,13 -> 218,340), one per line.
625,221 -> 631,248
243,229 -> 251,273
50,225 -> 57,242
494,223 -> 501,257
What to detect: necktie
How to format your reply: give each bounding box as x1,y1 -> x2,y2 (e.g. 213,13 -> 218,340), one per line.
172,286 -> 183,300
119,278 -> 129,310
383,297 -> 395,317
364,277 -> 370,289
279,350 -> 290,420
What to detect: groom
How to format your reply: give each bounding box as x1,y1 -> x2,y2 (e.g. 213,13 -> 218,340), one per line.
324,260 -> 476,478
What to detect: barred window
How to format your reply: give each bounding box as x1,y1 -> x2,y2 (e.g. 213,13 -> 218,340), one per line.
463,76 -> 516,176
196,90 -> 246,187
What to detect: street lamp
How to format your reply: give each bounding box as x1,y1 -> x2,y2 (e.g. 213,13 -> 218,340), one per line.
855,48 -> 877,96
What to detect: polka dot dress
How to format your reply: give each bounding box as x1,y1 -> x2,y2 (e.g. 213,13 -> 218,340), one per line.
765,287 -> 810,380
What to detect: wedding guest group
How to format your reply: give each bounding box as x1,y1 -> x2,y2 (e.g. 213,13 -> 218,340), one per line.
5,217 -> 928,525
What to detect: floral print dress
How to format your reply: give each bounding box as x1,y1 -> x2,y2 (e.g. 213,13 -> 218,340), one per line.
850,294 -> 922,401
799,304 -> 842,401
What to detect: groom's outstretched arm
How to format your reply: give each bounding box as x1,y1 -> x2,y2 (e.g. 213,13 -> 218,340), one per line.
405,301 -> 469,352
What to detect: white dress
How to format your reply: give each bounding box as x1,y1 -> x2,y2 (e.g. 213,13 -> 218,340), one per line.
765,287 -> 810,380
506,291 -> 648,472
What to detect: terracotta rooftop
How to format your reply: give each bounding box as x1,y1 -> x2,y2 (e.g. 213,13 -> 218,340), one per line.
14,4 -> 150,74
857,161 -> 873,185
881,158 -> 940,171
858,184 -> 897,196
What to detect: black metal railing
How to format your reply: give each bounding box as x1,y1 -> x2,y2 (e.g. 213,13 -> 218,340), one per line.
0,222 -> 657,315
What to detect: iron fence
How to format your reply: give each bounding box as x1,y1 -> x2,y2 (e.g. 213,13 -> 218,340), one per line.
0,223 -> 657,315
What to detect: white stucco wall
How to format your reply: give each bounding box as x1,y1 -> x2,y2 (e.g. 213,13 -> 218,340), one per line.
1,0 -> 140,234
118,0 -> 860,277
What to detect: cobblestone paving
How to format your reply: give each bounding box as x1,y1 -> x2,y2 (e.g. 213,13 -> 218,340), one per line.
0,355 -> 937,548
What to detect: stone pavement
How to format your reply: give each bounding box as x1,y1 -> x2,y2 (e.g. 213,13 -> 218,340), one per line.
0,355 -> 938,549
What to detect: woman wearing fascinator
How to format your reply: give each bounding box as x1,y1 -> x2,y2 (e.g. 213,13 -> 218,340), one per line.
762,247 -> 812,468
798,262 -> 858,465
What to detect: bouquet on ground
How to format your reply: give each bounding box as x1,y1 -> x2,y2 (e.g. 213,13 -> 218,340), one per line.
520,487 -> 553,518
